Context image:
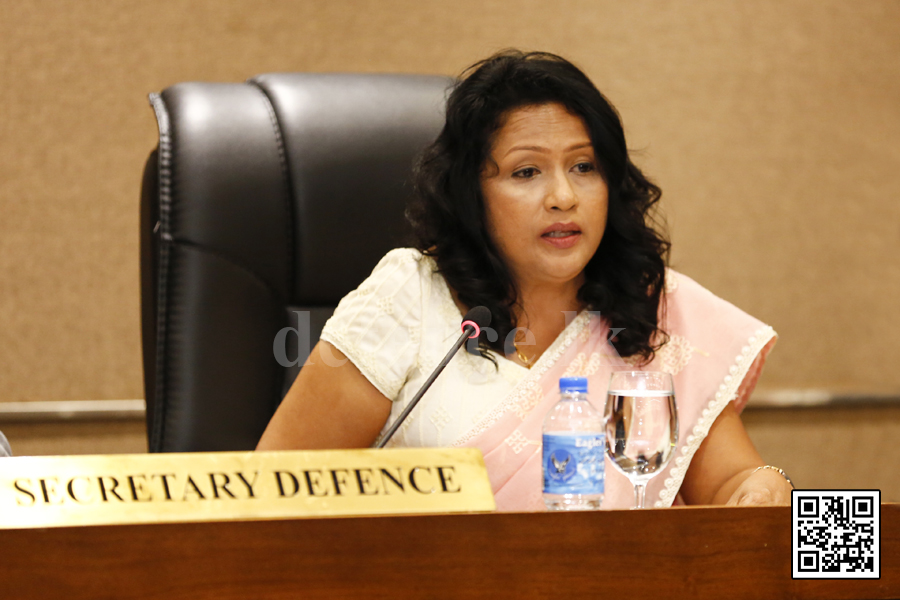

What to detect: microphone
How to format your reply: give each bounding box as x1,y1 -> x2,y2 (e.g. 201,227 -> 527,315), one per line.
375,306 -> 491,448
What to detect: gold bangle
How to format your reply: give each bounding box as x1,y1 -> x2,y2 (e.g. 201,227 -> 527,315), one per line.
752,465 -> 794,489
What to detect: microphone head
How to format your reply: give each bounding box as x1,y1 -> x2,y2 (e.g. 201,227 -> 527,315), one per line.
463,306 -> 492,329
460,306 -> 491,339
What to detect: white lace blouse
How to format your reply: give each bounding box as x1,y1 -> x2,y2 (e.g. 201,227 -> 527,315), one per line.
319,248 -> 529,447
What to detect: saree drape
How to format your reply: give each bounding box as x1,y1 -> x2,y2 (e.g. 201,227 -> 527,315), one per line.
454,271 -> 776,511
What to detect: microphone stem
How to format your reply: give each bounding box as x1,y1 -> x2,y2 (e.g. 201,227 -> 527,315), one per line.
375,326 -> 474,449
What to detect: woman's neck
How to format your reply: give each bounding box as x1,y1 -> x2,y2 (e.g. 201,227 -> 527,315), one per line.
513,275 -> 585,329
505,276 -> 585,368
447,273 -> 585,368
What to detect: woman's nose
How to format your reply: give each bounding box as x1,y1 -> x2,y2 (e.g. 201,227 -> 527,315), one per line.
545,169 -> 577,211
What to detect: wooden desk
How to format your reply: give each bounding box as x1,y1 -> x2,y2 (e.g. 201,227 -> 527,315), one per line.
1,505 -> 896,599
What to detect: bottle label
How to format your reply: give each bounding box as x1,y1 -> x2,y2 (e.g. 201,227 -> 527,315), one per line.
542,433 -> 605,495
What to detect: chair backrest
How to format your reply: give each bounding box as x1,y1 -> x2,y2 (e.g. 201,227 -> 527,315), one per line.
141,73 -> 451,452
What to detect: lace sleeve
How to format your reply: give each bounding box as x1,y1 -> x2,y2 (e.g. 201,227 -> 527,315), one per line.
319,248 -> 424,400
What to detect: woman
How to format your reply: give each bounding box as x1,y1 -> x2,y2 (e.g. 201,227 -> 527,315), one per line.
257,50 -> 792,510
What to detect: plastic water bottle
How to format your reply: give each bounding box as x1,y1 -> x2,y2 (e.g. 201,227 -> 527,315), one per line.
542,376 -> 605,510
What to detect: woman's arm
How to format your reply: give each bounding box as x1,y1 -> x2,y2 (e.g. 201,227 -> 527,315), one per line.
256,341 -> 393,451
679,402 -> 792,506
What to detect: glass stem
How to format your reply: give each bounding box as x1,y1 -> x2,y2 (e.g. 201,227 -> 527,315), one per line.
634,482 -> 646,509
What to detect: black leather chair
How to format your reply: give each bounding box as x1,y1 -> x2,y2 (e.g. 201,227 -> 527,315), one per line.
141,74 -> 451,452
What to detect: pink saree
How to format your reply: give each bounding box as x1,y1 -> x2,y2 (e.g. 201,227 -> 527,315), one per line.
453,271 -> 777,511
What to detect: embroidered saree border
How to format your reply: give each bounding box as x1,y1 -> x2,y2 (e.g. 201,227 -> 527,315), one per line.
452,312 -> 592,447
655,325 -> 777,507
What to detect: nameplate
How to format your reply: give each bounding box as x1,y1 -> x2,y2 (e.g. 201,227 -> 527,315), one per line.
0,448 -> 495,529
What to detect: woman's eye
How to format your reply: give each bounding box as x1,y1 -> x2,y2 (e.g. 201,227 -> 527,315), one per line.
512,167 -> 538,179
574,162 -> 595,173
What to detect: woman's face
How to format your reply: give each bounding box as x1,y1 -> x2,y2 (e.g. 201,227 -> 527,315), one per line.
481,102 -> 608,292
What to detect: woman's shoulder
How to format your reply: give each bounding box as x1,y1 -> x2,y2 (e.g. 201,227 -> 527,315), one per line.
662,267 -> 775,347
371,248 -> 436,277
354,248 -> 430,289
652,269 -> 777,422
321,249 -> 432,399
664,268 -> 719,299
328,249 -> 429,314
666,268 -> 749,314
378,247 -> 425,264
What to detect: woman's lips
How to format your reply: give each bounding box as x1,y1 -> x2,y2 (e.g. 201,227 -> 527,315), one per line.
541,231 -> 581,249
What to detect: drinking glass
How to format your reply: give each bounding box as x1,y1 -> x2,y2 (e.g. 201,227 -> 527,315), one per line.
605,371 -> 678,509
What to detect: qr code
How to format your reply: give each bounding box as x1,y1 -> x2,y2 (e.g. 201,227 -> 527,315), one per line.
792,490 -> 880,579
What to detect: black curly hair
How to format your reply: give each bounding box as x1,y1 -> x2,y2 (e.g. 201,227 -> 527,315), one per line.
407,50 -> 670,362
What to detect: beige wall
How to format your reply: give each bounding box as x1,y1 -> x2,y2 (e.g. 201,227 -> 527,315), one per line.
1,0 -> 899,403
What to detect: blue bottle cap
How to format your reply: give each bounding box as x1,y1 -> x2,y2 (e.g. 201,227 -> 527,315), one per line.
559,377 -> 588,393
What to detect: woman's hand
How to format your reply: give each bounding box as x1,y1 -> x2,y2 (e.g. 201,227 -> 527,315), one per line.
725,467 -> 793,506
